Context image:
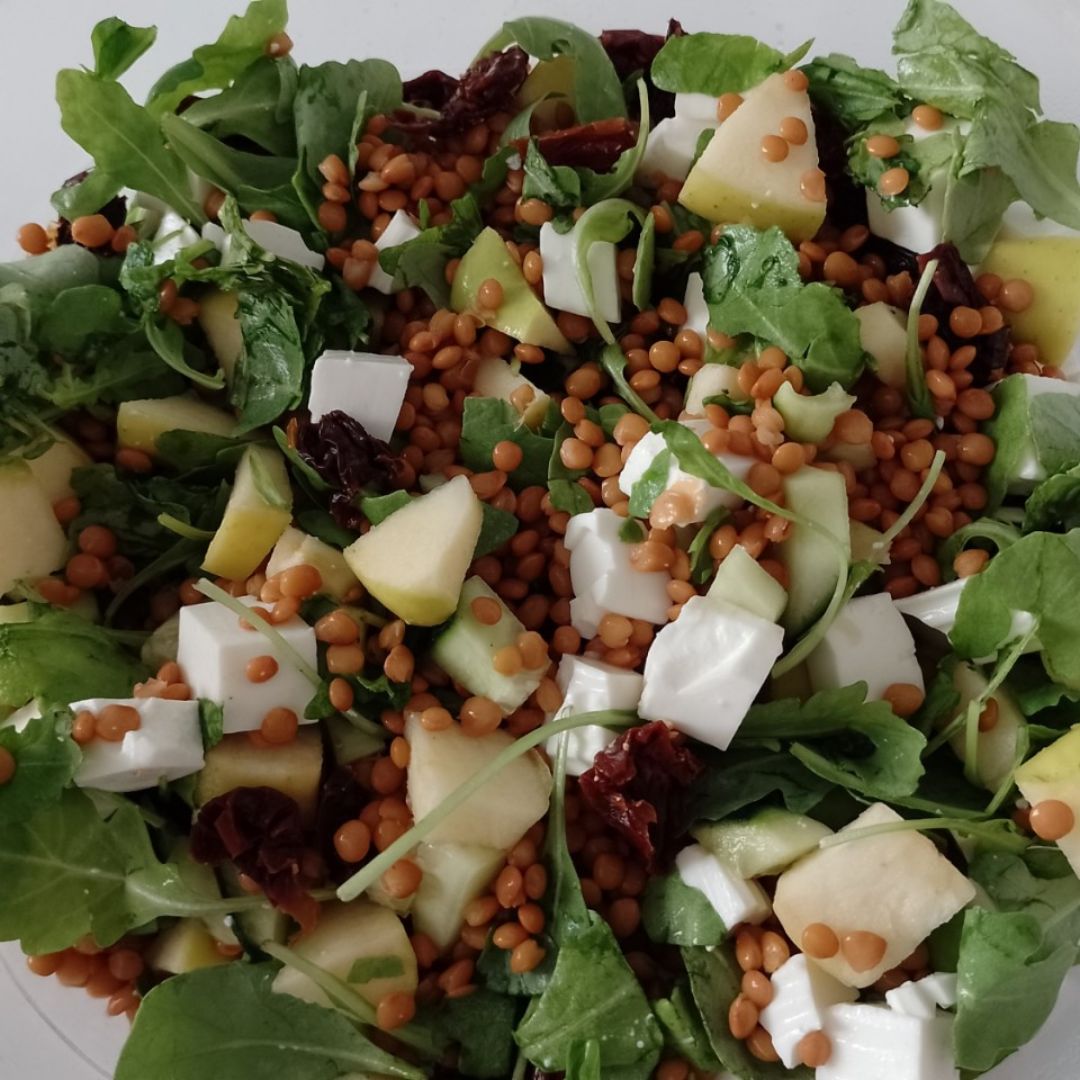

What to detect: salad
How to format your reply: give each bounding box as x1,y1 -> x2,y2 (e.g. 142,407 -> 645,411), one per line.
2,0 -> 1080,1077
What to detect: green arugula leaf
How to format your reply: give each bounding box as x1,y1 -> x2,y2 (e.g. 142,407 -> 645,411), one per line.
459,397 -> 554,489
360,490 -> 412,525
55,70 -> 204,224
951,529 -> 1080,689
474,504 -> 519,557
347,955 -> 405,983
425,988 -> 520,1079
577,82 -> 651,206
642,871 -> 727,946
940,160 -> 1019,264
627,449 -> 672,518
547,422 -> 593,516
144,317 -> 226,391
522,141 -> 581,211
651,34 -> 811,96
737,683 -> 927,800
91,17 -> 157,81
154,430 -> 248,475
573,199 -> 645,341
632,211 -> 656,312
937,517 -> 1020,581
688,507 -> 729,585
803,53 -> 907,126
50,170 -> 124,223
116,963 -> 422,1080
0,708 -> 80,826
1024,465 -> 1080,534
847,122 -> 936,211
600,343 -> 659,421
146,0 -> 289,116
619,518 -> 646,544
702,225 -> 865,392
654,985 -> 724,1072
198,700 -> 225,750
982,372 -> 1033,510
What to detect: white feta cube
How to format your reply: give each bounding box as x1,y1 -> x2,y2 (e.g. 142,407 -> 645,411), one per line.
867,182 -> 947,256
807,593 -> 923,701
760,954 -> 858,1068
68,697 -> 204,793
243,219 -> 325,270
201,221 -> 227,250
819,1004 -> 958,1080
177,596 -> 319,735
683,271 -> 710,339
637,116 -> 710,185
152,209 -> 200,265
639,597 -> 783,750
564,508 -> 670,633
886,972 -> 959,1019
618,421 -> 754,525
369,210 -> 422,294
307,350 -> 412,442
675,844 -> 770,930
543,655 -> 643,776
539,221 -> 620,324
674,93 -> 721,126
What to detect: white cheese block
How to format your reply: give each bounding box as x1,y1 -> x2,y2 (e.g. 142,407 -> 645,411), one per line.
886,972 -> 959,1019
760,954 -> 858,1068
539,221 -> 620,324
544,654 -> 643,776
867,181 -> 947,256
69,697 -> 204,793
893,579 -> 967,635
675,844 -> 770,930
819,1003 -> 959,1080
807,593 -> 923,701
177,596 -> 319,735
369,210 -> 422,294
243,219 -> 325,270
638,116 -> 711,185
639,596 -> 784,750
152,209 -> 200,265
307,350 -> 412,442
683,271 -> 710,339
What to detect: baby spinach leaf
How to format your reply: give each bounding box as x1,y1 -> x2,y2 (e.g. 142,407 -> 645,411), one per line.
0,708 -> 80,826
459,397 -> 554,489
654,984 -> 724,1072
547,422 -> 593,516
1023,464 -> 1080,534
38,284 -> 132,355
565,1040 -> 602,1080
146,0 -> 289,117
514,914 -> 662,1076
426,988 -> 520,1079
803,52 -> 907,126
651,34 -> 809,96
702,225 -> 866,392
116,962 -> 422,1080
91,17 -> 157,81
474,504 -> 519,557
642,871 -> 727,946
55,70 -> 204,223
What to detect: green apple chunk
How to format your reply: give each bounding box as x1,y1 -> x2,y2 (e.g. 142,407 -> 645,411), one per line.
774,381 -> 856,444
272,901 -> 417,1008
947,663 -> 1025,792
344,474 -> 482,626
0,461 -> 69,597
707,544 -> 787,624
679,72 -> 826,243
773,803 -> 976,988
25,432 -> 91,502
854,302 -> 908,389
117,395 -> 238,457
405,713 -> 551,850
432,577 -> 545,712
412,842 -> 506,951
267,526 -> 359,601
197,289 -> 243,383
473,356 -> 551,430
1015,726 -> 1080,877
146,918 -> 230,976
195,727 -> 323,824
451,227 -> 571,354
202,445 -> 292,581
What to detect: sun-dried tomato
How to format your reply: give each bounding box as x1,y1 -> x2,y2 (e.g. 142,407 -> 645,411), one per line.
599,20 -> 684,121
514,117 -> 639,172
578,721 -> 703,870
315,767 -> 368,882
402,69 -> 460,111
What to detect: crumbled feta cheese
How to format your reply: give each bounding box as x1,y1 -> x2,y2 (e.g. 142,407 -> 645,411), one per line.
543,655 -> 643,776
675,844 -> 771,929
637,117 -> 710,185
68,697 -> 204,793
886,972 -> 959,1019
807,593 -> 924,700
539,221 -> 620,324
564,509 -> 671,635
307,351 -> 412,442
639,596 -> 783,750
760,954 -> 858,1068
152,210 -> 200,265
199,219 -> 324,271
368,210 -> 422,294
177,596 -> 319,734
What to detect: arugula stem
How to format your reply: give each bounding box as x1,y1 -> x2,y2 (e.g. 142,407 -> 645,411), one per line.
337,709 -> 638,902
816,815 -> 1029,853
602,344 -> 660,423
157,513 -> 215,542
906,259 -> 938,419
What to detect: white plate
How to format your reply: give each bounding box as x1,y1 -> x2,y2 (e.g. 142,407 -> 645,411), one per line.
1,0 -> 1079,1075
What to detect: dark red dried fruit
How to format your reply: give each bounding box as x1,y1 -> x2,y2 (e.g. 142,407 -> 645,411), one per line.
600,20 -> 684,121
515,117 -> 640,172
191,786 -> 319,933
402,69 -> 460,111
396,47 -> 530,137
579,721 -> 703,870
315,767 -> 368,882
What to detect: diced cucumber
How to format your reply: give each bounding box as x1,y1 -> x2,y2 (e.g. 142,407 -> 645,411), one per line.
693,808 -> 832,878
169,838 -> 239,946
431,576 -> 544,712
948,663 -> 1026,792
326,714 -> 384,766
707,544 -> 787,623
218,862 -> 290,954
773,381 -> 855,444
777,467 -> 850,634
684,363 -> 748,414
411,842 -> 505,952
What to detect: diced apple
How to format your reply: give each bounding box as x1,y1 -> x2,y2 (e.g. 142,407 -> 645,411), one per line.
197,290 -> 243,383
773,803 -> 976,988
202,445 -> 292,581
472,355 -> 551,430
855,302 -> 909,389
266,526 -> 359,601
272,901 -> 417,1008
25,432 -> 91,502
947,663 -> 1025,792
344,474 -> 482,626
451,227 -> 571,354
405,713 -> 551,850
679,72 -> 826,243
0,461 -> 68,597
116,395 -> 237,456
707,544 -> 787,624
146,918 -> 230,975
411,842 -> 506,951
195,728 -> 323,823
1015,726 -> 1080,878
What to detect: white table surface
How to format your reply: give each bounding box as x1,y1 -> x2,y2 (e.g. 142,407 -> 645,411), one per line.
1,0 -> 1079,1076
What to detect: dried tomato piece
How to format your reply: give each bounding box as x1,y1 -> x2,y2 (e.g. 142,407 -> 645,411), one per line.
315,767 -> 368,882
599,19 -> 685,121
514,117 -> 639,172
191,786 -> 319,933
396,47 -> 530,137
578,721 -> 703,870
402,69 -> 460,111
